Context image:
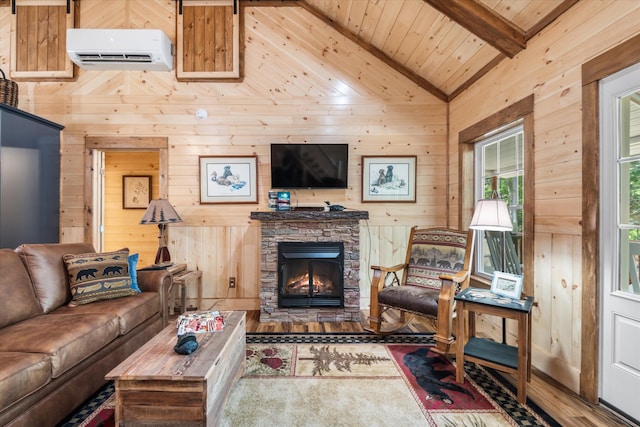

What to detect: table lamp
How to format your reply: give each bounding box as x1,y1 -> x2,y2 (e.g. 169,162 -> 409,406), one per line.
469,196 -> 513,232
469,193 -> 513,344
140,199 -> 183,265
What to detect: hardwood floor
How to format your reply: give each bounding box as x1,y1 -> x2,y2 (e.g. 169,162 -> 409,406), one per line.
244,310 -> 633,427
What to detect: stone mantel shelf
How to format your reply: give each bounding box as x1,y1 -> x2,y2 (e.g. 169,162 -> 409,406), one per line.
250,210 -> 369,221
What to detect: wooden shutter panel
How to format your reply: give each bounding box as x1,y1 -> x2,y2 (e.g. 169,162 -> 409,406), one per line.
10,0 -> 75,79
177,0 -> 240,80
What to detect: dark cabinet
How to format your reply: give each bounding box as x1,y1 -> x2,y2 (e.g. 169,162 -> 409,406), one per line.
0,104 -> 63,248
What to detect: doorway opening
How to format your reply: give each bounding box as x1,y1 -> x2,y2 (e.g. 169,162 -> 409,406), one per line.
85,136 -> 168,268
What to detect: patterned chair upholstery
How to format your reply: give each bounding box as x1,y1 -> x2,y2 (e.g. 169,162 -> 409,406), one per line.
368,227 -> 474,355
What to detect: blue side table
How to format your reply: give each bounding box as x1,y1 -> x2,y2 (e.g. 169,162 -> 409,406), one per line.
454,287 -> 534,403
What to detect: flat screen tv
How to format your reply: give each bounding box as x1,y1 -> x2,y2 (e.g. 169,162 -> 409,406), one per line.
271,144 -> 348,189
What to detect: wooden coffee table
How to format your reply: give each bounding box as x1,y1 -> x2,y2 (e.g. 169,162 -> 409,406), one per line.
106,311 -> 246,426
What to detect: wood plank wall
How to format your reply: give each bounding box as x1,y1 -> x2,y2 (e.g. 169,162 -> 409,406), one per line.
448,0 -> 640,394
0,2 -> 446,311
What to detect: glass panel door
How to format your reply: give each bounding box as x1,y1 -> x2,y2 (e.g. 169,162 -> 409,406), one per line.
619,91 -> 640,294
599,61 -> 640,422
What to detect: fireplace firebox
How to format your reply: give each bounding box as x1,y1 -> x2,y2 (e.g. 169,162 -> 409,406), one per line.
278,242 -> 344,308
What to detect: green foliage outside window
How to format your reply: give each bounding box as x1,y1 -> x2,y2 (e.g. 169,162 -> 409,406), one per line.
626,161 -> 640,240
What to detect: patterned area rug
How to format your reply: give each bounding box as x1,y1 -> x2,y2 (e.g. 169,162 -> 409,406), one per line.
60,333 -> 559,427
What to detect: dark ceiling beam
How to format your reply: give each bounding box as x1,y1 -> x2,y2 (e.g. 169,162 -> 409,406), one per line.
423,0 -> 525,58
297,1 -> 448,102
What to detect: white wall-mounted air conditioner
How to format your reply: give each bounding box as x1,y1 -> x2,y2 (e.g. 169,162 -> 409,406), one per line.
66,29 -> 173,71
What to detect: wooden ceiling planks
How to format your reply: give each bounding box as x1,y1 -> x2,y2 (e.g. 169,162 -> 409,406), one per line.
393,2 -> 438,68
380,0 -> 425,59
298,1 -> 448,101
478,0 -> 530,28
298,0 -> 577,100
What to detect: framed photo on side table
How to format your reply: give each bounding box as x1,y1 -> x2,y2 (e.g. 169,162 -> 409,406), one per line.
199,156 -> 258,204
361,155 -> 417,202
122,175 -> 151,209
490,271 -> 524,299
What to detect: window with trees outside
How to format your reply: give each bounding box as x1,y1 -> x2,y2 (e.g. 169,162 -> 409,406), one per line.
474,123 -> 524,278
613,89 -> 640,295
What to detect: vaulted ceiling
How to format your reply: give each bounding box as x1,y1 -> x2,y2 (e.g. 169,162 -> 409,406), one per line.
285,0 -> 579,101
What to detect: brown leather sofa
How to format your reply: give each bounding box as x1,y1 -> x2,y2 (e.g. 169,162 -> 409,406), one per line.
0,243 -> 171,427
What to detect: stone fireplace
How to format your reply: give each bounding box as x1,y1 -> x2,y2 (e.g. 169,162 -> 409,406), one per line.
250,210 -> 369,322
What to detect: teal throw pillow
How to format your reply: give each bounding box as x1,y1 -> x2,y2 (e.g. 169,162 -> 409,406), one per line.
128,253 -> 141,293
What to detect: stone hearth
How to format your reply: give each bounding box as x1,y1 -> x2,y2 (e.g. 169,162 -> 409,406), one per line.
250,210 -> 369,322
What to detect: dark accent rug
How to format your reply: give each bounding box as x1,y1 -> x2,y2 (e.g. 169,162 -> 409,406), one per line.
59,333 -> 560,427
58,382 -> 114,427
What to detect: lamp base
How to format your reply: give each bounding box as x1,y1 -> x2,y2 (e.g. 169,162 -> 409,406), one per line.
155,246 -> 171,265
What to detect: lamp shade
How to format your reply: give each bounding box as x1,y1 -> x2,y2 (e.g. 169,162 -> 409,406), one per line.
140,199 -> 182,225
469,198 -> 513,231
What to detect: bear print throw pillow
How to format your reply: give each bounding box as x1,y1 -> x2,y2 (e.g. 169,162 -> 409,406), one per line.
63,248 -> 137,306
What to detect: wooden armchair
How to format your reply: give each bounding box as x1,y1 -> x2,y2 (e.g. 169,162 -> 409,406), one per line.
367,227 -> 474,355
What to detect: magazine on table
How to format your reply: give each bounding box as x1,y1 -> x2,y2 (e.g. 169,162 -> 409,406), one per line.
176,311 -> 225,335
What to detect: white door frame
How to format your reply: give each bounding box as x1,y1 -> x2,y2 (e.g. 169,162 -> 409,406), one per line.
91,150 -> 105,250
599,61 -> 640,423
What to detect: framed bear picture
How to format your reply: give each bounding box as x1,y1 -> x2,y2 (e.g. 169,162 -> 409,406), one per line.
361,156 -> 416,202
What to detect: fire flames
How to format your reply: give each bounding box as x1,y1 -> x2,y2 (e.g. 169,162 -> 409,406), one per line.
285,272 -> 335,295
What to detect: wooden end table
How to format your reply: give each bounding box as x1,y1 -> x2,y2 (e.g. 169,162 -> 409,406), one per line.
106,311 -> 246,426
138,263 -> 203,321
165,264 -> 203,314
455,287 -> 534,403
